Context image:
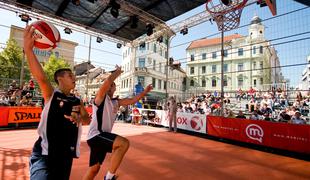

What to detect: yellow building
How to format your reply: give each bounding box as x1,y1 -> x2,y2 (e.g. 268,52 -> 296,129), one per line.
186,16 -> 284,94
9,25 -> 78,67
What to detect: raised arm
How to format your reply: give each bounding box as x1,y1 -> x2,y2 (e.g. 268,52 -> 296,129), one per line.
94,66 -> 122,106
119,84 -> 153,106
23,25 -> 53,102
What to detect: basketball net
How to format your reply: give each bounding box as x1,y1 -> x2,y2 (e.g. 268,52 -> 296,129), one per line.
206,0 -> 248,32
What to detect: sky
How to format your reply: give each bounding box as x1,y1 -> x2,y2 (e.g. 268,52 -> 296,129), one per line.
0,1 -> 309,87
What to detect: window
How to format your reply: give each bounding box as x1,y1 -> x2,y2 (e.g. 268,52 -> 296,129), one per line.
202,79 -> 206,87
190,80 -> 194,86
224,64 -> 228,73
224,76 -> 228,87
190,54 -> 195,61
164,81 -> 167,90
153,44 -> 157,53
202,53 -> 206,60
138,76 -> 145,87
153,60 -> 156,70
253,61 -> 256,70
139,44 -> 146,51
259,46 -> 263,54
126,79 -> 128,88
260,61 -> 263,69
254,79 -> 257,87
253,46 -> 256,54
238,76 -> 243,86
212,78 -> 216,87
138,58 -> 145,67
238,63 -> 244,72
190,67 -> 195,74
152,78 -> 156,88
202,66 -> 206,74
212,65 -> 216,73
224,50 -> 228,57
212,52 -> 217,59
158,80 -> 162,89
238,48 -> 243,56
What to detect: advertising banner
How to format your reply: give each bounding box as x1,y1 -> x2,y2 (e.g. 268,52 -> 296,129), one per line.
207,116 -> 310,154
0,107 -> 9,126
7,107 -> 41,123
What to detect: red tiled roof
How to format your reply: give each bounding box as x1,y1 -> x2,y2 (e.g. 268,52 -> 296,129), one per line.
187,34 -> 242,50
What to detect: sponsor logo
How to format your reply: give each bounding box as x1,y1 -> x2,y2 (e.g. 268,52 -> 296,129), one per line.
177,117 -> 187,125
190,116 -> 203,131
246,124 -> 264,143
14,112 -> 41,121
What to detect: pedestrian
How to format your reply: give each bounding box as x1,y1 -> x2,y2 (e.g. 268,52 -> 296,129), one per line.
24,25 -> 90,180
83,66 -> 152,180
168,96 -> 177,132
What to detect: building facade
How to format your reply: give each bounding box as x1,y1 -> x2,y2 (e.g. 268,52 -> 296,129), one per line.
10,25 -> 78,67
186,16 -> 284,95
298,55 -> 310,94
118,36 -> 186,102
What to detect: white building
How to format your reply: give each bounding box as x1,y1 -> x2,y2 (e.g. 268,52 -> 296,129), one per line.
298,55 -> 310,93
186,16 -> 284,95
118,36 -> 186,103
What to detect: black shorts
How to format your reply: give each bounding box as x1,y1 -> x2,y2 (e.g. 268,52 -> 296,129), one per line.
87,132 -> 117,167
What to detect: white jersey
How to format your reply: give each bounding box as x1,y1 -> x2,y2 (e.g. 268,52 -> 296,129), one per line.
87,95 -> 119,140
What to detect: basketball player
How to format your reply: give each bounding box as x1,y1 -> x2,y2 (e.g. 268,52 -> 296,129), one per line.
24,25 -> 90,179
83,66 -> 153,180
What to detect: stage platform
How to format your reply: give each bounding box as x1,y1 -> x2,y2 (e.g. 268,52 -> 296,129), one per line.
0,122 -> 309,180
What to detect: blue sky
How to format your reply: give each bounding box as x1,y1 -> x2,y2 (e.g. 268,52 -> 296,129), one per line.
0,1 -> 309,87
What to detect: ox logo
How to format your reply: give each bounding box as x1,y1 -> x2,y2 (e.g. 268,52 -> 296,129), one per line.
190,116 -> 203,131
246,124 -> 264,143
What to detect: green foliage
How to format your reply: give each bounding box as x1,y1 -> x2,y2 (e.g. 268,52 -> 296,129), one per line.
0,38 -> 30,80
43,53 -> 71,86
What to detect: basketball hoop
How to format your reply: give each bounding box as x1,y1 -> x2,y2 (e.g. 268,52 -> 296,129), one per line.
206,0 -> 248,31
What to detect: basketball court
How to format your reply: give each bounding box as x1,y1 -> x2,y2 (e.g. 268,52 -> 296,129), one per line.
0,122 -> 309,180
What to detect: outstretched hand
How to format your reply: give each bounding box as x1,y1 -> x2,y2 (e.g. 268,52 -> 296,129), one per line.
23,25 -> 41,52
145,84 -> 153,93
64,112 -> 81,127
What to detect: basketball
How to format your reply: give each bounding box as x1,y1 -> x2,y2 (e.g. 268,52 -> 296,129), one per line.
31,20 -> 60,50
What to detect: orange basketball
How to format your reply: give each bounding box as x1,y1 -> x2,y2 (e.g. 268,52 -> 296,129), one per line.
31,20 -> 60,50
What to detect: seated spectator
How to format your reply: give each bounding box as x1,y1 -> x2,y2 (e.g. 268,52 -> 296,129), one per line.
247,97 -> 257,112
249,110 -> 260,120
289,111 -> 307,125
277,108 -> 291,123
235,110 -> 246,119
260,103 -> 272,121
0,95 -> 9,106
20,95 -> 29,106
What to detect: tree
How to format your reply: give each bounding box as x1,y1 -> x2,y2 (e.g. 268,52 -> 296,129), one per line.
43,53 -> 71,86
0,38 -> 30,89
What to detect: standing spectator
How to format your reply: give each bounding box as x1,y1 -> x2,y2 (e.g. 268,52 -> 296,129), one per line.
29,79 -> 35,91
168,96 -> 177,132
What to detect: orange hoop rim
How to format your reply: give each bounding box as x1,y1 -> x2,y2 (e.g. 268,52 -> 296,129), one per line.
206,0 -> 248,15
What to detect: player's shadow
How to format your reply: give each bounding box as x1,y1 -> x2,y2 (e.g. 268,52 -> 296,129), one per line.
0,147 -> 31,180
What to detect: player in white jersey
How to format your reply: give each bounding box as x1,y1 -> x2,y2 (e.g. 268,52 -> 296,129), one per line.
24,25 -> 90,180
83,66 -> 152,180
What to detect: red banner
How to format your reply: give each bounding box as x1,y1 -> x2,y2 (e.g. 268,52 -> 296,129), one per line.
0,107 -> 9,127
8,107 -> 42,123
207,116 -> 310,154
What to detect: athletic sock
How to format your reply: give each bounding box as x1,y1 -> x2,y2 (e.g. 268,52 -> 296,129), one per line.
105,171 -> 115,180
